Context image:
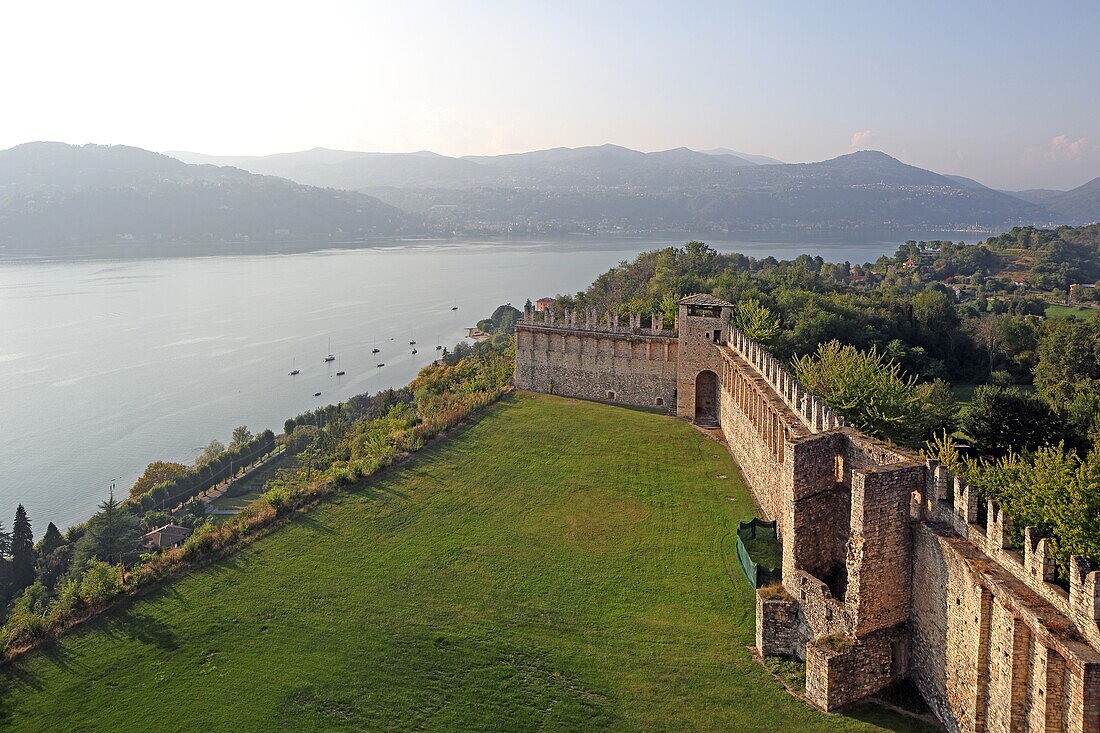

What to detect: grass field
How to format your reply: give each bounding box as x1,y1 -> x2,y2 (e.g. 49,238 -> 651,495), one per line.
0,392 -> 931,731
1044,303 -> 1100,320
951,381 -> 1037,407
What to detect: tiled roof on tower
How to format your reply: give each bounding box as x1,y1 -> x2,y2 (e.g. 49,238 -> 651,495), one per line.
676,294 -> 734,307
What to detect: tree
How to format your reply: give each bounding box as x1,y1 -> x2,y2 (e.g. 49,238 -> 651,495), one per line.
732,298 -> 780,346
287,424 -> 320,454
70,493 -> 141,576
968,313 -> 1007,377
961,386 -> 1067,457
129,461 -> 188,500
198,440 -> 226,465
791,340 -> 950,447
912,289 -> 959,337
35,522 -> 65,557
10,505 -> 34,593
297,448 -> 324,483
36,543 -> 73,589
1034,318 -> 1100,412
78,560 -> 123,606
0,520 -> 11,558
489,304 -> 522,334
229,425 -> 253,450
949,445 -> 1100,577
659,292 -> 681,327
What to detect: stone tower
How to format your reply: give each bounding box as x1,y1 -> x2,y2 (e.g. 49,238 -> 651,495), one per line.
675,294 -> 733,423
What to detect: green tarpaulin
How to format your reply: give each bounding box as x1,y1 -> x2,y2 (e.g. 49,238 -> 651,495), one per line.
735,518 -> 781,588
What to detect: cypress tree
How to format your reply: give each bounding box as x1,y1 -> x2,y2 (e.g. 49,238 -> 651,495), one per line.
11,505 -> 34,592
36,522 -> 66,557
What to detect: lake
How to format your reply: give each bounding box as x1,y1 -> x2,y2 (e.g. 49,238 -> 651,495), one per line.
0,232 -> 981,531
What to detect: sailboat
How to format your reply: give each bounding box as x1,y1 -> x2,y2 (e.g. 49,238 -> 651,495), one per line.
323,337 -> 335,362
289,357 -> 299,376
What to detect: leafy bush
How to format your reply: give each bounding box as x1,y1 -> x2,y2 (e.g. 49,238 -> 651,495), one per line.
762,654 -> 805,693
78,561 -> 123,607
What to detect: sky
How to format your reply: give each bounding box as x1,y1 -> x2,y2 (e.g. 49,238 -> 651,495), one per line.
2,0 -> 1098,190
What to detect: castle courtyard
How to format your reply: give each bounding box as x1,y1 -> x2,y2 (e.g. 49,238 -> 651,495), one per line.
0,393 -> 927,732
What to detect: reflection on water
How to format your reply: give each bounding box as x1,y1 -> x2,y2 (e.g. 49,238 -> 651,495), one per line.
0,232 -> 981,530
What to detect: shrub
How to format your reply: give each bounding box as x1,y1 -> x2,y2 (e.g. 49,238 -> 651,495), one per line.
762,654 -> 806,693
816,634 -> 855,651
757,583 -> 792,601
79,561 -> 123,607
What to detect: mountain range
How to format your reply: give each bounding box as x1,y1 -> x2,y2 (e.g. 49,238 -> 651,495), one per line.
0,142 -> 1096,250
171,143 -> 1095,231
0,143 -> 414,250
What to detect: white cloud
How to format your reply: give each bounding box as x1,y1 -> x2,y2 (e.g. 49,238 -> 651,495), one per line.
1047,134 -> 1090,160
850,130 -> 873,149
1024,134 -> 1091,163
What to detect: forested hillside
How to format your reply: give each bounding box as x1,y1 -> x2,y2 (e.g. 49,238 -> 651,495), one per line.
0,143 -> 418,250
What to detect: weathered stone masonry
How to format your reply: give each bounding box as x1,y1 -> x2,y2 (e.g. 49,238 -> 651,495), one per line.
514,294 -> 1100,733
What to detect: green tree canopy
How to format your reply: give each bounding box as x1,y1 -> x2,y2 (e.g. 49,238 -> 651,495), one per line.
35,522 -> 65,557
70,494 -> 141,576
198,440 -> 226,465
961,386 -> 1068,457
791,340 -> 953,447
129,461 -> 188,500
229,426 -> 253,450
732,298 -> 780,346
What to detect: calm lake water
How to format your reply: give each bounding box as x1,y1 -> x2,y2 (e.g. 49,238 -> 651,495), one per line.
0,233 -> 981,531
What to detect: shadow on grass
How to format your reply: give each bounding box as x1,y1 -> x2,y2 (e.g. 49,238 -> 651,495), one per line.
838,702 -> 939,733
101,611 -> 179,652
297,514 -> 338,536
539,391 -> 666,415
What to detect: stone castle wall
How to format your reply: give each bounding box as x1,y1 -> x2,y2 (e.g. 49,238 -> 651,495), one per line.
514,307 -> 678,410
512,296 -> 1100,732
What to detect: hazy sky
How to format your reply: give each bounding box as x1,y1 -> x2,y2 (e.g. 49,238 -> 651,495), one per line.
4,0 -> 1098,189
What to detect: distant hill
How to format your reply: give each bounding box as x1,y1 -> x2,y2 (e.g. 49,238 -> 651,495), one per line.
167,147 -> 491,189
161,143 -> 1087,233
1046,177 -> 1100,223
699,148 -> 784,165
368,150 -> 1056,231
0,143 -> 416,249
943,174 -> 995,191
1003,188 -> 1066,205
171,144 -> 761,191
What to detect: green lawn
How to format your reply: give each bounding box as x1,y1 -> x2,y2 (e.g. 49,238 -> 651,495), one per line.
951,381 -> 1036,407
1044,303 -> 1100,320
0,392 -> 930,732
206,450 -> 290,513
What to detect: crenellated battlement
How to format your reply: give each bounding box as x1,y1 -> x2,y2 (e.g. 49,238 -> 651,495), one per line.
726,325 -> 846,433
514,294 -> 1100,730
920,458 -> 1100,652
519,304 -> 677,338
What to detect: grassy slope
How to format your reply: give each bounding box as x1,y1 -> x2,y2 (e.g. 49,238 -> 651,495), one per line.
0,392 -> 928,732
